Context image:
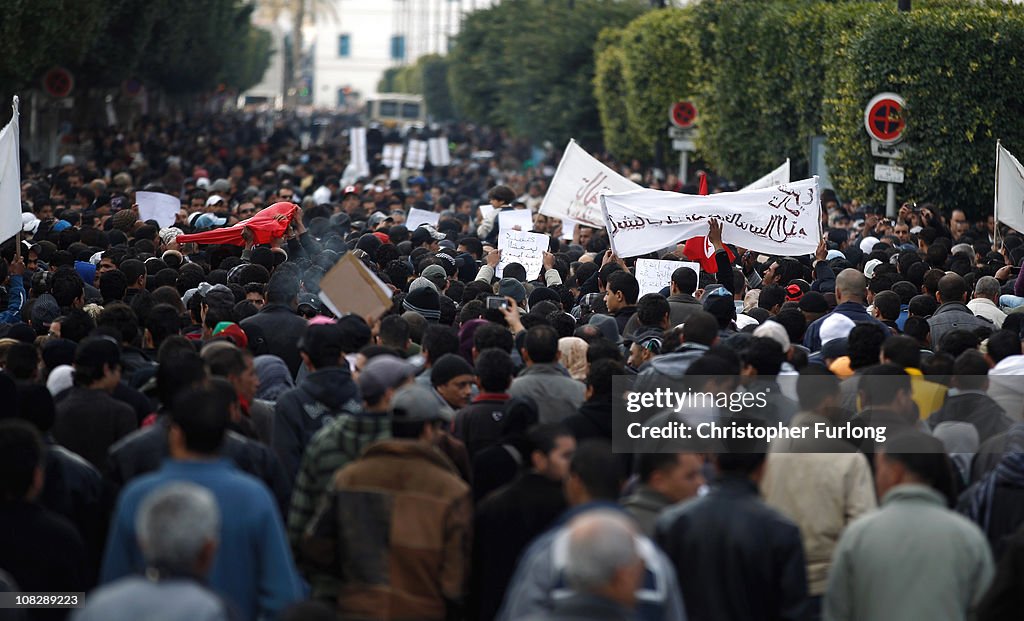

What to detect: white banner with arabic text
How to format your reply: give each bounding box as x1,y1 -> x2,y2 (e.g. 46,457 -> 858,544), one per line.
740,159 -> 790,192
538,139 -> 641,228
601,177 -> 821,258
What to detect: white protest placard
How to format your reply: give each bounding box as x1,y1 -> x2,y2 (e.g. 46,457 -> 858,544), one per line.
996,141 -> 1024,233
479,204 -> 496,222
428,137 -> 451,166
498,208 -> 534,233
349,127 -> 370,177
136,191 -> 181,228
405,140 -> 427,170
382,144 -> 404,169
740,159 -> 791,192
539,139 -> 642,228
405,207 -> 440,231
602,177 -> 821,259
635,259 -> 700,296
497,229 -> 548,280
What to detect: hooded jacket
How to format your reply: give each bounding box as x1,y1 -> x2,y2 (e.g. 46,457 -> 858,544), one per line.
273,366 -> 362,481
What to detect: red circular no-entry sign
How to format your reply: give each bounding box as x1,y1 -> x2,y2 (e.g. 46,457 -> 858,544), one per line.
42,67 -> 74,99
669,101 -> 698,129
864,92 -> 906,145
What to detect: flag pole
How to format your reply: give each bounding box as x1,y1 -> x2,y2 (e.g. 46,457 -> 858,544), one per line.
12,96 -> 19,254
995,139 -> 1002,252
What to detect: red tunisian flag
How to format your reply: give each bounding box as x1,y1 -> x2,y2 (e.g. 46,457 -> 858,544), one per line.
176,202 -> 297,246
681,172 -> 734,272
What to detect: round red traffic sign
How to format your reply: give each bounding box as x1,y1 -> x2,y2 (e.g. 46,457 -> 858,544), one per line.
670,101 -> 698,129
42,67 -> 74,99
863,92 -> 905,145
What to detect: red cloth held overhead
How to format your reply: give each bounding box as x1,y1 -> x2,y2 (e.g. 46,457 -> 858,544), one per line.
175,202 -> 297,246
681,172 -> 734,272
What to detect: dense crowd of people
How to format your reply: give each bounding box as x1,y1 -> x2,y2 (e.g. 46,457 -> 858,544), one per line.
2,111 -> 1024,621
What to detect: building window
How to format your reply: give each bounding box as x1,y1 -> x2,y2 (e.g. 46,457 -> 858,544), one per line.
390,35 -> 405,61
338,34 -> 351,57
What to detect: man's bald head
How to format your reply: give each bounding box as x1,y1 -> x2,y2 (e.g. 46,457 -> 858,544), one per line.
835,268 -> 867,303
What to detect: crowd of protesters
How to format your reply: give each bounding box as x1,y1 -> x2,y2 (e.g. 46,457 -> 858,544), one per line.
1,110 -> 1024,621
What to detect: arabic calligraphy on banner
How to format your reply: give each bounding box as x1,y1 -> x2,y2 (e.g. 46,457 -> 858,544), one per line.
497,229 -> 548,280
601,177 -> 821,259
539,139 -> 641,228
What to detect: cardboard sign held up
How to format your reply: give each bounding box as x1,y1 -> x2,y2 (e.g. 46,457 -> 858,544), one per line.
318,252 -> 394,319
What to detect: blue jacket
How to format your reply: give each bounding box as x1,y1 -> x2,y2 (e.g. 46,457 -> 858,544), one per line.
0,274 -> 25,324
803,302 -> 885,352
101,459 -> 303,620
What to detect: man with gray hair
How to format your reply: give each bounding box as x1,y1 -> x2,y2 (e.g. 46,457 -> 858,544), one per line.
538,511 -> 644,620
967,275 -> 1006,328
74,483 -> 231,621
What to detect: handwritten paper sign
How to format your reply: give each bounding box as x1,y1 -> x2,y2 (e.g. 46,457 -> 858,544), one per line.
405,207 -> 440,231
136,191 -> 180,228
498,208 -> 534,233
539,139 -> 642,228
601,177 -> 821,259
635,259 -> 700,297
319,252 -> 394,319
497,230 -> 548,280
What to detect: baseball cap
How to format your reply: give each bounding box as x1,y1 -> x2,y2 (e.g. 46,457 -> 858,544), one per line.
864,258 -> 883,280
342,185 -> 359,198
630,328 -> 664,355
188,212 -> 228,229
410,224 -> 446,245
205,195 -> 226,208
420,264 -> 448,291
753,320 -> 791,352
211,322 -> 249,349
391,384 -> 452,422
297,293 -> 321,312
357,355 -> 417,402
367,211 -> 394,229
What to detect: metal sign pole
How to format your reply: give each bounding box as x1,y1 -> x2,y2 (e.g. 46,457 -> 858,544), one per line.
886,157 -> 897,217
679,150 -> 689,185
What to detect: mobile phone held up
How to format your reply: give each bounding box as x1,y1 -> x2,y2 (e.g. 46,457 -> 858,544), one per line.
486,296 -> 508,310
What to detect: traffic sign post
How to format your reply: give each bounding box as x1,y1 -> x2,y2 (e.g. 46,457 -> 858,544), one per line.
668,100 -> 698,182
864,92 -> 906,217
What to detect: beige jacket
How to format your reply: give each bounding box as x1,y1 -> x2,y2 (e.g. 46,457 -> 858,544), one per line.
760,412 -> 877,595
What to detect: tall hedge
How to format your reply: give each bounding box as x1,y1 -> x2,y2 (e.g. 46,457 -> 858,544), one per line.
823,3 -> 1024,216
618,8 -> 698,161
594,28 -> 643,161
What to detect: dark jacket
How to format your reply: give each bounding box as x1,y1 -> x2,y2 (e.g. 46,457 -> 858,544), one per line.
272,366 -> 361,481
471,472 -> 567,621
804,302 -> 886,352
240,303 -> 307,378
623,292 -> 701,337
928,301 -> 994,347
564,396 -> 614,443
614,306 -> 637,337
655,476 -> 809,621
929,391 -> 1013,444
53,387 -> 137,474
633,343 -> 709,394
0,502 -> 87,621
107,416 -> 292,516
452,393 -> 511,459
41,440 -> 106,586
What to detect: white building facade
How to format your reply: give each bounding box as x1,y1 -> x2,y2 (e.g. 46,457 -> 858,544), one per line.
311,0 -> 493,109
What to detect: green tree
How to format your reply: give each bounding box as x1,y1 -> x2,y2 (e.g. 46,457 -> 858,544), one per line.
449,0 -> 646,148
594,28 -> 642,160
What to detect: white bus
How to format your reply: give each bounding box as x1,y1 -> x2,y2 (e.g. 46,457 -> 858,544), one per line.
364,93 -> 426,127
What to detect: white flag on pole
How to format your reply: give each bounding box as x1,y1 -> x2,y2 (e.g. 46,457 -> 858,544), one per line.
740,159 -> 791,192
538,139 -> 641,228
0,96 -> 21,245
427,137 -> 451,167
405,140 -> 427,171
995,141 -> 1024,234
349,127 -> 370,177
601,177 -> 822,258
